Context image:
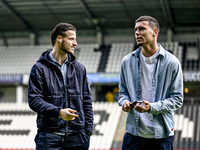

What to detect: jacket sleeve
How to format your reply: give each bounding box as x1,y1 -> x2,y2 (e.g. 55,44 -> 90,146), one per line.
118,60 -> 131,106
82,71 -> 93,134
150,60 -> 184,115
28,64 -> 61,117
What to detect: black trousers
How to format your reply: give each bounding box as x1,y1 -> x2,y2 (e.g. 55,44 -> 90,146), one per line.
35,131 -> 90,150
122,133 -> 174,150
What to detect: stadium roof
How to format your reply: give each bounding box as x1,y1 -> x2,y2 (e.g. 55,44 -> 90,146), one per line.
0,0 -> 200,37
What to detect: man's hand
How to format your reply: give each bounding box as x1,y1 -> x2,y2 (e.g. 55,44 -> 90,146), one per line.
122,101 -> 132,112
59,108 -> 79,121
134,100 -> 151,113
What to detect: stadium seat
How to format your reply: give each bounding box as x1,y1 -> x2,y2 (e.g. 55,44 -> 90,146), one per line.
75,43 -> 101,73
105,43 -> 134,73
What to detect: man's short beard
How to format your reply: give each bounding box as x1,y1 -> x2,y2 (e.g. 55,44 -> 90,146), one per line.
60,41 -> 68,54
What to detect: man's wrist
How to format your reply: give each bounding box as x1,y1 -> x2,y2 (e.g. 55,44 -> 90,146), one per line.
148,106 -> 151,113
58,108 -> 62,118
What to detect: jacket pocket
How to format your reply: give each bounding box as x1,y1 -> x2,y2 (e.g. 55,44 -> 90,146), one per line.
46,95 -> 64,107
40,96 -> 65,127
68,95 -> 85,129
41,115 -> 65,127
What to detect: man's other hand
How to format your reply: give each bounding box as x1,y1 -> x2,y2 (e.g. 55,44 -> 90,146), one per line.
59,108 -> 79,121
134,100 -> 151,113
122,101 -> 132,112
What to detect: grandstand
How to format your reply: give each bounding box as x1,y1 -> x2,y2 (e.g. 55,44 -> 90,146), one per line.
0,0 -> 200,150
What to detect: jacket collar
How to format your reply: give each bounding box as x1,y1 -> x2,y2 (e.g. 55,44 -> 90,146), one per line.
132,43 -> 166,59
38,49 -> 76,64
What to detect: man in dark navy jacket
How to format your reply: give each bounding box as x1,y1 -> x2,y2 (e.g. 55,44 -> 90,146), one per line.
28,23 -> 93,150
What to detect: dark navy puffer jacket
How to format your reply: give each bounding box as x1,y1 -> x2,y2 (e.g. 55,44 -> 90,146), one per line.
28,50 -> 93,134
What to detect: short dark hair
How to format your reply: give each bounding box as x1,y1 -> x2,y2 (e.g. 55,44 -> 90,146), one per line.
51,23 -> 76,46
135,16 -> 160,33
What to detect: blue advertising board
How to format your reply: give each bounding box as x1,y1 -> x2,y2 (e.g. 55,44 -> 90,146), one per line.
87,73 -> 120,83
0,72 -> 200,84
0,74 -> 23,84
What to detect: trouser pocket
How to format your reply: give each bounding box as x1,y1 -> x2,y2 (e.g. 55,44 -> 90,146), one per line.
79,130 -> 90,148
